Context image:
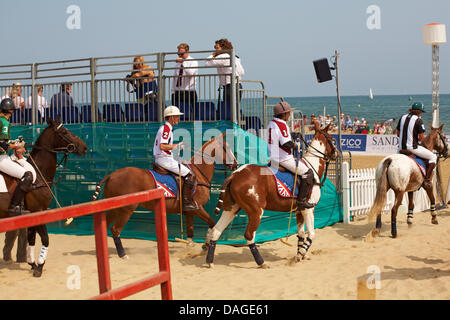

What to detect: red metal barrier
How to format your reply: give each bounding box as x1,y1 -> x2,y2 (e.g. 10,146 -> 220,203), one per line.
0,189 -> 172,300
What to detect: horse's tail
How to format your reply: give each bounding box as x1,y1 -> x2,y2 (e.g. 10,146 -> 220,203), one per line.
91,174 -> 111,201
214,174 -> 234,215
368,158 -> 392,222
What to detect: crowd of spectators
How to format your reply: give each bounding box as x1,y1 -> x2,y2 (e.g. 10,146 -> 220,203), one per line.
304,112 -> 396,134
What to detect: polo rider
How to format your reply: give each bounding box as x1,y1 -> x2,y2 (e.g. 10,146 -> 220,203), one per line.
395,102 -> 437,188
154,105 -> 199,211
267,101 -> 315,209
0,98 -> 36,216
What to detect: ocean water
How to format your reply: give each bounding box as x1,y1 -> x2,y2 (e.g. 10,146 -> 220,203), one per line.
278,94 -> 450,134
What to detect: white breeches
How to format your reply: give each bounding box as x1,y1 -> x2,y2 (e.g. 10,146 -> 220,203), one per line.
155,157 -> 190,177
0,154 -> 36,182
278,158 -> 310,176
410,146 -> 437,164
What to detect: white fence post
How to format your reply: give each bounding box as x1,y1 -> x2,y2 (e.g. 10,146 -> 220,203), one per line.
342,161 -> 350,224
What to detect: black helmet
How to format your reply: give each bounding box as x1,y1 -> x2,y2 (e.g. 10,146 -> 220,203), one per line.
0,98 -> 15,113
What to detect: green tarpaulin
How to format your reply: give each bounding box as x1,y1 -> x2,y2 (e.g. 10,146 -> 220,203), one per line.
11,121 -> 342,244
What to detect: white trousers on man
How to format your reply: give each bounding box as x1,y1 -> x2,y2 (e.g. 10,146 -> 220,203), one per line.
0,154 -> 37,182
155,156 -> 190,177
275,157 -> 310,177
409,146 -> 437,164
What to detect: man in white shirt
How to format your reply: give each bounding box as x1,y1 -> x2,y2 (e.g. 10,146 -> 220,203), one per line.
267,102 -> 315,209
171,43 -> 198,107
205,38 -> 245,105
25,85 -> 49,118
154,105 -> 199,212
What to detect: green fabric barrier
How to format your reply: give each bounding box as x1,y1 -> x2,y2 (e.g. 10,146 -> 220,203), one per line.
11,121 -> 342,244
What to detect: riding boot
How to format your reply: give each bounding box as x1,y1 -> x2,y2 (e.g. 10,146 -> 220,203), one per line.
296,169 -> 315,210
8,172 -> 33,216
423,162 -> 436,189
182,172 -> 199,212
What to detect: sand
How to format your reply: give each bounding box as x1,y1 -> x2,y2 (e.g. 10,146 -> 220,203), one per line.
0,155 -> 449,300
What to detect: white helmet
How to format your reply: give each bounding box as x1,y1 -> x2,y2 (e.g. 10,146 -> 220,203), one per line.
164,105 -> 184,118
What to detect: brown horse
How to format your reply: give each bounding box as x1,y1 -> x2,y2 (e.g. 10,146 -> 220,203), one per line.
1,117 -> 88,276
91,133 -> 238,259
205,121 -> 338,268
367,125 -> 448,239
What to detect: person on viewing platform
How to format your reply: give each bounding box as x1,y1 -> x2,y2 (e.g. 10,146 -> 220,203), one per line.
352,117 -> 361,132
378,123 -> 386,134
171,43 -> 198,107
1,83 -> 25,111
394,102 -> 436,188
205,38 -> 245,106
126,56 -> 158,104
50,83 -> 74,110
25,85 -> 48,118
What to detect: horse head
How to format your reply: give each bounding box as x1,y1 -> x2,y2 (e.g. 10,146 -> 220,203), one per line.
430,124 -> 448,158
201,132 -> 238,171
312,121 -> 338,161
39,116 -> 88,156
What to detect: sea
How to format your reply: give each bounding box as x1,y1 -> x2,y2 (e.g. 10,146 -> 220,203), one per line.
278,94 -> 450,134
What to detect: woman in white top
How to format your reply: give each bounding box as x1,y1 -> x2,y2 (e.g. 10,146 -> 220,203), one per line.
25,85 -> 49,118
205,38 -> 245,104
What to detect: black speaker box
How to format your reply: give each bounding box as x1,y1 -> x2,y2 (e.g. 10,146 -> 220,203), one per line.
313,58 -> 332,83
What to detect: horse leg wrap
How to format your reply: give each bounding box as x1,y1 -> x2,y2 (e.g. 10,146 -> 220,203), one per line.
298,237 -> 312,256
391,221 -> 397,238
113,236 -> 126,258
37,246 -> 48,265
249,243 -> 264,266
375,215 -> 382,229
206,240 -> 216,264
407,210 -> 414,224
27,246 -> 35,264
431,204 -> 436,217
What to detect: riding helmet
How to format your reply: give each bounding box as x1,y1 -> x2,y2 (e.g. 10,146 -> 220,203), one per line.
0,98 -> 15,113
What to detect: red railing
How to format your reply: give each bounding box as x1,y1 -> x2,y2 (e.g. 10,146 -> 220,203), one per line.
0,189 -> 172,300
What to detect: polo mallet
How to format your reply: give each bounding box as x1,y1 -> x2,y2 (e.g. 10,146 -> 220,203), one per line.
175,143 -> 189,244
280,140 -> 301,247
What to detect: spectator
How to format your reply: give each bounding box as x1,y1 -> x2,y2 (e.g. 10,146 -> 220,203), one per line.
344,115 -> 353,130
205,38 -> 245,105
126,56 -> 157,104
324,114 -> 332,126
50,82 -> 75,110
171,43 -> 198,107
317,115 -> 324,127
1,83 -> 25,110
353,116 -> 361,132
372,121 -> 380,134
302,114 -> 308,126
378,123 -> 386,134
25,85 -> 49,118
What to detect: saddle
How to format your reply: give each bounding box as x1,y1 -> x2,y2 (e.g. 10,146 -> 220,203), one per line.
399,150 -> 428,176
267,164 -> 301,198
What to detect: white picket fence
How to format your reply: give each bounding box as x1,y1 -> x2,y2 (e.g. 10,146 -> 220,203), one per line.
341,162 -> 431,224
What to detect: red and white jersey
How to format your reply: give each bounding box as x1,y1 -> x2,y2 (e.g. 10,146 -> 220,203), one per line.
267,118 -> 293,162
154,122 -> 173,159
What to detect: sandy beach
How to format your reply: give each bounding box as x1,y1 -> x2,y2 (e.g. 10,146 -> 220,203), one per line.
0,155 -> 449,300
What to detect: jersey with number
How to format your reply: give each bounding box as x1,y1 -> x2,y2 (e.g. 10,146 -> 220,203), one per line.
154,122 -> 173,159
0,116 -> 10,155
267,118 -> 293,162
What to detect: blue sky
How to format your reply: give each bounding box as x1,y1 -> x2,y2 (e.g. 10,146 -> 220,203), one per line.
0,0 -> 449,97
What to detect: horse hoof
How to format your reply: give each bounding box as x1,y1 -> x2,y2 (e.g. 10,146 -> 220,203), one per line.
206,263 -> 214,269
432,219 -> 439,225
391,234 -> 397,239
3,259 -> 13,265
121,255 -> 129,260
33,264 -> 44,277
259,263 -> 269,269
407,218 -> 413,225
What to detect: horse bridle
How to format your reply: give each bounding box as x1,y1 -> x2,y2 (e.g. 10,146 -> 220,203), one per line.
298,130 -> 338,187
191,137 -> 239,189
436,131 -> 448,159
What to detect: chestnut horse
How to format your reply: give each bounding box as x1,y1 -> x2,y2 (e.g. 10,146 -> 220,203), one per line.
1,117 -> 88,276
205,122 -> 337,268
91,133 -> 238,259
368,124 -> 448,239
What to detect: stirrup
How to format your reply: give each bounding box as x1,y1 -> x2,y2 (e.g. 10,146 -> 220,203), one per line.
296,200 -> 315,210
182,199 -> 199,212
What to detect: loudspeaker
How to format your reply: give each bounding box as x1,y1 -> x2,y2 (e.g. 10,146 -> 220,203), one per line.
313,58 -> 332,83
